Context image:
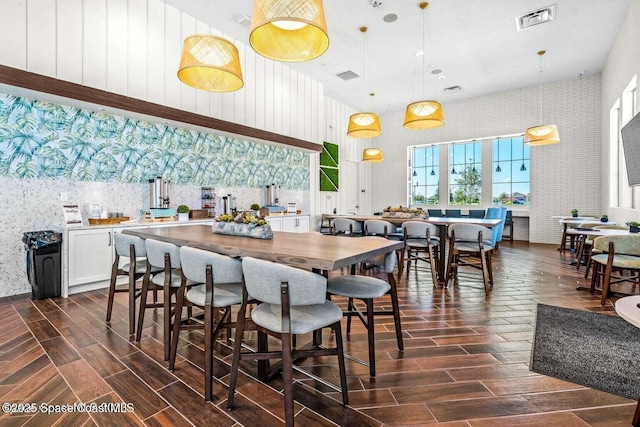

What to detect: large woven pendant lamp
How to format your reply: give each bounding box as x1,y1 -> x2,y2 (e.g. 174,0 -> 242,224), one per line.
524,50 -> 560,146
348,27 -> 381,138
178,35 -> 244,92
404,2 -> 444,130
250,0 -> 329,62
362,147 -> 384,163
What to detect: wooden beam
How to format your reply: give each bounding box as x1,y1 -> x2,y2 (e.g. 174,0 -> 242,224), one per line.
0,65 -> 321,152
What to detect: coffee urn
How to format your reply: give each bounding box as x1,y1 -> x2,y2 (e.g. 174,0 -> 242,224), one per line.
266,183 -> 280,206
149,176 -> 169,208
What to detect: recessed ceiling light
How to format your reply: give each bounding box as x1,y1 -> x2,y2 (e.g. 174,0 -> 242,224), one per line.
383,13 -> 398,23
416,50 -> 424,56
443,85 -> 462,93
438,75 -> 446,80
431,69 -> 442,74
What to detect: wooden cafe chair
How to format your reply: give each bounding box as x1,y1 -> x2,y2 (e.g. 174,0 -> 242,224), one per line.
590,235 -> 640,305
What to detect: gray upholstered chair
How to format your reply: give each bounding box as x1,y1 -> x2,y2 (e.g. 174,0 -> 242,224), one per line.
364,219 -> 402,240
401,221 -> 439,284
170,246 -> 244,401
106,233 -> 162,336
227,257 -> 348,426
590,235 -> 640,305
332,217 -> 363,236
326,237 -> 403,377
136,239 -> 198,361
445,223 -> 494,294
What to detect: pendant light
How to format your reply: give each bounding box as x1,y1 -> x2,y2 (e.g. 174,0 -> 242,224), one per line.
178,36 -> 244,92
404,2 -> 444,130
520,140 -> 527,171
178,3 -> 243,92
450,144 -> 456,175
430,145 -> 435,176
524,50 -> 560,146
362,147 -> 384,162
471,141 -> 478,174
250,0 -> 329,62
347,27 -> 381,138
495,138 -> 502,172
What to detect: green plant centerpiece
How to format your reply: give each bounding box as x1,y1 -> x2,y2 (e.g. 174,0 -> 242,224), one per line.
250,203 -> 261,212
627,221 -> 640,233
600,214 -> 609,223
177,205 -> 190,222
571,209 -> 579,217
213,212 -> 272,239
382,206 -> 426,219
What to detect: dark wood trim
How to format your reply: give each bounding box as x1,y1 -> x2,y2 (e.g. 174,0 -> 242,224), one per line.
0,65 -> 321,152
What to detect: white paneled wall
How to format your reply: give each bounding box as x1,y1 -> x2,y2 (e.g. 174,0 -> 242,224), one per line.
372,75 -> 601,244
0,0 -> 324,145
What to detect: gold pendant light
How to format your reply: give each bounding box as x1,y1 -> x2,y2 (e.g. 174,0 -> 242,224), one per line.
347,27 -> 381,138
362,147 -> 384,162
178,35 -> 244,92
403,2 -> 444,130
250,0 -> 329,62
524,50 -> 560,146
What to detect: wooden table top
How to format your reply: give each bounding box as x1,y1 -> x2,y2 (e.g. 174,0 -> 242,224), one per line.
123,225 -> 404,271
323,214 -> 502,228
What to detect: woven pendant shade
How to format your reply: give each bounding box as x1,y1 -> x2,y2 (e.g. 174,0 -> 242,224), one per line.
524,124 -> 560,146
250,0 -> 329,62
362,147 -> 384,163
178,35 -> 244,92
347,112 -> 381,138
403,100 -> 444,129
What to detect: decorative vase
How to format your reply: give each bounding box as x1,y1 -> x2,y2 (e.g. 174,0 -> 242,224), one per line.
600,218 -> 608,223
572,213 -> 578,218
178,213 -> 189,222
211,221 -> 273,239
630,226 -> 640,233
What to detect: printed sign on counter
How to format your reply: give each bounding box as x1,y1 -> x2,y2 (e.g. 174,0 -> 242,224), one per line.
62,204 -> 84,228
287,203 -> 297,214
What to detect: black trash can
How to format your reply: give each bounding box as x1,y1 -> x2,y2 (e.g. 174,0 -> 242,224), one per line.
23,230 -> 62,300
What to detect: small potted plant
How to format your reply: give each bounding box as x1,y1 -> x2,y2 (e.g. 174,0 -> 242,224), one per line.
250,203 -> 261,214
571,209 -> 579,218
600,214 -> 609,223
177,205 -> 190,222
627,221 -> 640,233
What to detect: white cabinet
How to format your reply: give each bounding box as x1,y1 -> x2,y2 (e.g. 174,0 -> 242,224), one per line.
268,215 -> 309,233
68,228 -> 114,288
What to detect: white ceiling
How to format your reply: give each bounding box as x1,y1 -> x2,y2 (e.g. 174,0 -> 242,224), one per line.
162,0 -> 632,114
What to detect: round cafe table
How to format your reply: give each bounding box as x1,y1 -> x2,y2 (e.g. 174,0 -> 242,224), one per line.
615,295 -> 640,427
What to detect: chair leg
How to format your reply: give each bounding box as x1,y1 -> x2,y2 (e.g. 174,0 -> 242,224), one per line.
590,262 -> 600,294
169,283 -> 186,371
388,273 -> 404,351
281,331 -> 294,426
204,301 -> 214,401
428,244 -> 438,286
486,250 -> 494,289
227,299 -> 249,410
163,281 -> 172,361
479,250 -> 491,295
128,267 -> 136,336
135,272 -> 151,342
105,257 -> 119,322
346,298 -> 354,334
332,321 -> 349,406
601,260 -> 614,306
365,298 -> 376,377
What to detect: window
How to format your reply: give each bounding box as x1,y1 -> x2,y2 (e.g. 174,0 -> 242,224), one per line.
409,145 -> 439,205
449,141 -> 481,205
492,136 -> 530,205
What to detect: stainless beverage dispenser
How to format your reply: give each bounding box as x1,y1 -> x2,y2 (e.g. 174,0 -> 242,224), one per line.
149,176 -> 169,208
266,183 -> 280,206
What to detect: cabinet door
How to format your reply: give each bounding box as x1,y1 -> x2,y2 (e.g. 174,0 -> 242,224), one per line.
281,217 -> 298,232
68,228 -> 114,286
266,217 -> 282,232
296,216 -> 310,232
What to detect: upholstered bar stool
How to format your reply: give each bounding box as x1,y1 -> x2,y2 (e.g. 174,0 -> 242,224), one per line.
332,217 -> 363,236
227,257 -> 348,426
327,238 -> 403,377
401,221 -> 439,284
170,246 -> 244,401
445,223 -> 495,294
106,233 -> 162,336
136,239 -> 199,361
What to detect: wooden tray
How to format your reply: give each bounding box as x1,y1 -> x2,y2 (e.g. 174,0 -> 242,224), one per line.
88,217 -> 130,225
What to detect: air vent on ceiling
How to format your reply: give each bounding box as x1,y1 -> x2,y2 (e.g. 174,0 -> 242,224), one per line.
443,85 -> 462,94
336,70 -> 360,81
516,4 -> 556,31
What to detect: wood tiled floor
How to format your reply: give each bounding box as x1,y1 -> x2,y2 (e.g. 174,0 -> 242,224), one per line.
0,241 -> 638,426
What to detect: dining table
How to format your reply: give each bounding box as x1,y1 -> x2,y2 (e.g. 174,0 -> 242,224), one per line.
323,215 -> 502,283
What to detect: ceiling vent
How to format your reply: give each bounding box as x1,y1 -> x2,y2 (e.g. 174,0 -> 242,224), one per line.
443,85 -> 462,94
336,70 -> 360,81
516,4 -> 556,31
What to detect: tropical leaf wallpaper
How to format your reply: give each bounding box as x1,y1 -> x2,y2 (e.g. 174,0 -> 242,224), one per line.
0,94 -> 310,189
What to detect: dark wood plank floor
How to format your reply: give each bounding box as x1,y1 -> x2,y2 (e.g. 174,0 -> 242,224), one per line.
0,241 -> 638,426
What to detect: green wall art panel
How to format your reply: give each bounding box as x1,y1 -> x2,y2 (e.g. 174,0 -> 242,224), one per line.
319,141 -> 338,192
0,94 -> 309,189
